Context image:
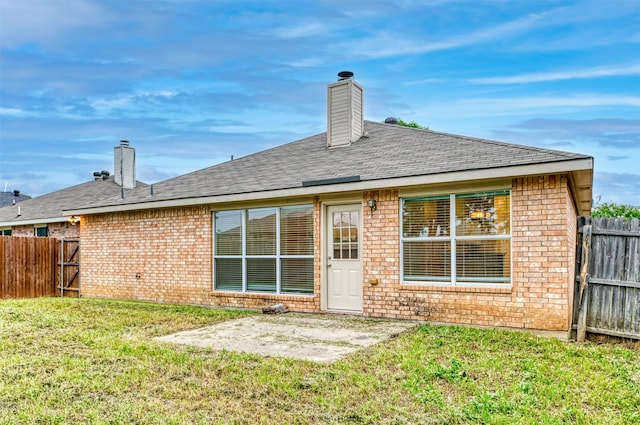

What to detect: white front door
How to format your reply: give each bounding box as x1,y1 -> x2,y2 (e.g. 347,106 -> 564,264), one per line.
326,205 -> 362,312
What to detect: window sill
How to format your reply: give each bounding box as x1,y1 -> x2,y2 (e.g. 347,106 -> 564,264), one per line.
399,284 -> 513,294
211,291 -> 315,300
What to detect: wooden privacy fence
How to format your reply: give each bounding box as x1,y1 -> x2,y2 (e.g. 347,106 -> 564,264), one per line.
572,217 -> 640,341
0,237 -> 80,299
1,236 -> 59,299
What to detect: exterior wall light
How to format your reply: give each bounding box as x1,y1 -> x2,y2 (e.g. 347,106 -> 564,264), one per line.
68,215 -> 80,226
367,199 -> 377,213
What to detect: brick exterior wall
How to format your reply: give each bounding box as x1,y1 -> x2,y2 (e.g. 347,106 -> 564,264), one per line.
566,186 -> 578,327
362,189 -> 401,316
80,173 -> 578,331
512,174 -> 575,330
359,174 -> 576,331
81,206 -> 212,304
81,204 -> 319,312
10,222 -> 79,239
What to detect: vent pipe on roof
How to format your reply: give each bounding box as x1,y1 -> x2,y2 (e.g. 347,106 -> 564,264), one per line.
327,71 -> 364,148
13,190 -> 20,197
93,171 -> 102,181
384,117 -> 398,125
114,140 -> 136,189
337,70 -> 354,81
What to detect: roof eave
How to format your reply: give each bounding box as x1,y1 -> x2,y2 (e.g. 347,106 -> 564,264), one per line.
0,216 -> 70,227
65,157 -> 594,216
569,167 -> 594,216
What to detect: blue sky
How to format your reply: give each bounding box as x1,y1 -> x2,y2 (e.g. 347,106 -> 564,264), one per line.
1,0 -> 639,206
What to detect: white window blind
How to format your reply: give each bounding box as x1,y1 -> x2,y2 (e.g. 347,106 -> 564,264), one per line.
214,205 -> 314,294
402,191 -> 511,286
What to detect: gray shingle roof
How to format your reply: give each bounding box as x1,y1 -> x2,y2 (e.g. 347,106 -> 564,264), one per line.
0,177 -> 147,225
0,192 -> 31,208
70,121 -> 592,211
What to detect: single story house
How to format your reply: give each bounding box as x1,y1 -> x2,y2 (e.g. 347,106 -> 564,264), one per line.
66,73 -> 593,331
0,141 -> 145,238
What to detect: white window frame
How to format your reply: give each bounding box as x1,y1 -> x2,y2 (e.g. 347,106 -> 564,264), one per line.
213,205 -> 314,295
34,225 -> 48,237
400,191 -> 512,287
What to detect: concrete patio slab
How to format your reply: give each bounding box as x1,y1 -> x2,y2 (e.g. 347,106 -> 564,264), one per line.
155,313 -> 418,363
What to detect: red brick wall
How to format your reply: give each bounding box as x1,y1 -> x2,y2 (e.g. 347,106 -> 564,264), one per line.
566,187 -> 578,327
362,189 -> 401,317
80,174 -> 577,331
511,174 -> 573,330
81,206 -> 213,304
360,174 -> 575,331
81,204 -> 319,311
10,222 -> 79,239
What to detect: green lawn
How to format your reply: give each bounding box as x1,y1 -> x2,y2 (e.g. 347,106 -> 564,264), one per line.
0,298 -> 638,424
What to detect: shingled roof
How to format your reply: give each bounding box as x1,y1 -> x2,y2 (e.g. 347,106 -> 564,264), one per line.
67,120 -> 593,215
0,191 -> 30,208
0,177 -> 147,226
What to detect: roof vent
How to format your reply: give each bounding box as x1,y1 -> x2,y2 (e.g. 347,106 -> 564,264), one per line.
120,140 -> 130,147
384,117 -> 398,125
93,171 -> 102,181
101,170 -> 110,179
13,190 -> 20,197
338,71 -> 354,81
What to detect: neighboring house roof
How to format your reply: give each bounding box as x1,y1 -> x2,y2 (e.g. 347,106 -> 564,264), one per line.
0,191 -> 31,207
67,121 -> 593,216
0,177 -> 147,227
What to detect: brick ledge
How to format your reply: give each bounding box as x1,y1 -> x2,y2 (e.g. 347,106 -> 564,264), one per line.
210,291 -> 316,302
399,285 -> 513,294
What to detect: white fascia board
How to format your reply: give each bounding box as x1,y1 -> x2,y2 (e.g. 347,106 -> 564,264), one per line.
0,217 -> 69,227
65,158 -> 593,216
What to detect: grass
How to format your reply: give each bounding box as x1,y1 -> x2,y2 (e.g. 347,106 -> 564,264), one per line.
0,298 -> 638,424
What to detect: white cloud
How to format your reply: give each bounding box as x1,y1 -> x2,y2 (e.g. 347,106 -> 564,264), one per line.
0,0 -> 113,48
341,9 -> 550,59
594,171 -> 640,206
457,94 -> 640,114
89,90 -> 179,113
268,21 -> 327,39
469,63 -> 640,84
0,107 -> 30,117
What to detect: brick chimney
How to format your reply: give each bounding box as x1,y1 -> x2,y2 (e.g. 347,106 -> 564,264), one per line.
327,71 -> 364,148
114,140 -> 136,189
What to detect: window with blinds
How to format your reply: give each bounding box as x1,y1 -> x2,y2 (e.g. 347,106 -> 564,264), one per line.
214,205 -> 314,295
401,191 -> 511,286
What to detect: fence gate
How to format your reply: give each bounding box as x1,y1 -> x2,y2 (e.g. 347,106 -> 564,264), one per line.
59,238 -> 80,297
571,217 -> 640,341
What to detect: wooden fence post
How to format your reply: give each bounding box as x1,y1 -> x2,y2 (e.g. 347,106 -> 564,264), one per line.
576,224 -> 592,342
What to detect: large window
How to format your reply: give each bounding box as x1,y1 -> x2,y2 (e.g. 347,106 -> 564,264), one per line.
402,191 -> 511,286
214,205 -> 314,294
